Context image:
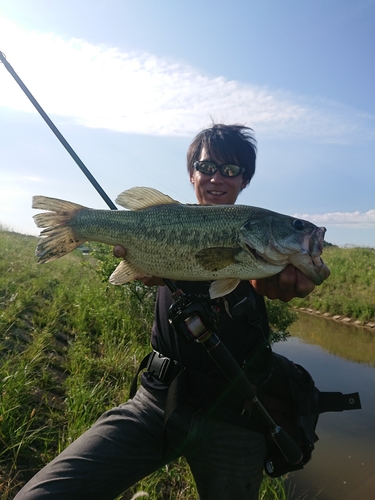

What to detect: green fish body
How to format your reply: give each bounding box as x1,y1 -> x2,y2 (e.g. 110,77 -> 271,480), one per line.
33,187 -> 330,298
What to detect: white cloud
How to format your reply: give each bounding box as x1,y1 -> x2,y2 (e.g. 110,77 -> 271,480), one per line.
294,210 -> 375,227
1,18 -> 374,142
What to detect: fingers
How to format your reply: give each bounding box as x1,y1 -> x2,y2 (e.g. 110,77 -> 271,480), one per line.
112,245 -> 165,287
140,277 -> 166,287
289,267 -> 315,298
113,245 -> 126,258
250,265 -> 315,302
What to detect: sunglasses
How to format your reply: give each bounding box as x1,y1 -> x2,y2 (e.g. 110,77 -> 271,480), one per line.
193,161 -> 244,178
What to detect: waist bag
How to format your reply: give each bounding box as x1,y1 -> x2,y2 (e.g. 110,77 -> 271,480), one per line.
259,352 -> 361,477
131,349 -> 361,477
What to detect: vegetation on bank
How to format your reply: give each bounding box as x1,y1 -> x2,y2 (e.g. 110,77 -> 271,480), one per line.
1,230 -> 373,498
0,231 -> 375,500
0,231 -> 294,499
292,245 -> 375,323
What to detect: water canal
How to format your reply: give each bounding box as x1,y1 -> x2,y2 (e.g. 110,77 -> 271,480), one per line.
273,313 -> 375,500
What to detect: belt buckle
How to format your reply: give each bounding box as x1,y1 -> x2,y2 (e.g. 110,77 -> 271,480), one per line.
147,351 -> 171,382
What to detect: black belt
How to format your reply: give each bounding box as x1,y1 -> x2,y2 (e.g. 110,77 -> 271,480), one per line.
146,350 -> 184,385
129,350 -> 183,398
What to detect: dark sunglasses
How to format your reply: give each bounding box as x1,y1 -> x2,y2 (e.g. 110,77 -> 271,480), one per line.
193,161 -> 244,178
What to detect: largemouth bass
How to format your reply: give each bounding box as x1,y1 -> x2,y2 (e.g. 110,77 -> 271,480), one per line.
32,187 -> 330,298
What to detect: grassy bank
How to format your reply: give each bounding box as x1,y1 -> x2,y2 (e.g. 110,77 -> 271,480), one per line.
292,245 -> 375,324
1,230 -> 292,499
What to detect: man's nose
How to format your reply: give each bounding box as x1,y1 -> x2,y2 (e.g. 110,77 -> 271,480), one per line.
210,170 -> 224,182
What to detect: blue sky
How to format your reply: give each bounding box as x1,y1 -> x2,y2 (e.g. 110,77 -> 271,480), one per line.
0,0 -> 374,247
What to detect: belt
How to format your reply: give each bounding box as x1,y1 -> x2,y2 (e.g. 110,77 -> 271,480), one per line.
146,350 -> 184,385
129,350 -> 184,398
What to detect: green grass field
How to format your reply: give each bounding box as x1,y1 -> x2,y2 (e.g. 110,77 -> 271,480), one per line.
2,229 -> 373,498
292,245 -> 375,323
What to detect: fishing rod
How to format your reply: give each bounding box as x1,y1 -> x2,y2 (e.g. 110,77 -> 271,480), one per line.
0,50 -> 117,210
1,50 -> 303,468
0,49 -> 177,286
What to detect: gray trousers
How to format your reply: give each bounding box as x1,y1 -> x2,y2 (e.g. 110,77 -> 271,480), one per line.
14,386 -> 267,500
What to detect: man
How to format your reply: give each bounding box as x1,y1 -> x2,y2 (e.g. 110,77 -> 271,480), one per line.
15,124 -> 315,499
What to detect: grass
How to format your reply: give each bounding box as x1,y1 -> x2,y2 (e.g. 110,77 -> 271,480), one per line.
4,231 -> 366,498
292,245 -> 375,323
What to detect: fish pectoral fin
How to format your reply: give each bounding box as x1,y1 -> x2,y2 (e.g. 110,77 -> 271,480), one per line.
109,260 -> 146,285
195,247 -> 241,272
115,187 -> 180,210
209,279 -> 241,299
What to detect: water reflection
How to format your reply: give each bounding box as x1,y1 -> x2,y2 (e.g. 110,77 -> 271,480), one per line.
274,313 -> 375,500
289,312 -> 375,367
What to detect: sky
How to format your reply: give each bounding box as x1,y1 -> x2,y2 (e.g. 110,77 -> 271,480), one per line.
0,0 -> 374,247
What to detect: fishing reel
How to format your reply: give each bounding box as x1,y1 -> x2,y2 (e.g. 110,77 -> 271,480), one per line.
166,281 -> 258,344
167,287 -> 220,344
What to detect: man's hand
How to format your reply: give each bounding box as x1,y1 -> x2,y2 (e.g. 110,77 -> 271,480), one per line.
250,264 -> 315,302
113,245 -> 127,259
113,245 -> 165,287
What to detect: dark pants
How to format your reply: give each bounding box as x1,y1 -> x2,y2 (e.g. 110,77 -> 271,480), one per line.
14,386 -> 267,500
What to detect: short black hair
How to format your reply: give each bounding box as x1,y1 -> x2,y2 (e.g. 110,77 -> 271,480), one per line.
187,123 -> 257,187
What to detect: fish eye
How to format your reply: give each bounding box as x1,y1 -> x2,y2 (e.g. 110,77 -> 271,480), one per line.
293,219 -> 305,231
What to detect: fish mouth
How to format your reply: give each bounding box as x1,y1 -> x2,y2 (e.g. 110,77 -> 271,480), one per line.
306,226 -> 330,277
298,227 -> 330,283
245,234 -> 330,283
309,253 -> 324,268
308,253 -> 330,280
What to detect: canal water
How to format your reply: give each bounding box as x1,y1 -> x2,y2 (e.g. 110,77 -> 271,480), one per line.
273,313 -> 375,500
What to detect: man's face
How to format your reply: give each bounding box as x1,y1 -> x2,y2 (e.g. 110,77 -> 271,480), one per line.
190,147 -> 247,205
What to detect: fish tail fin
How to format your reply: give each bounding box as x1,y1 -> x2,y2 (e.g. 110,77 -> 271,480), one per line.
32,196 -> 86,263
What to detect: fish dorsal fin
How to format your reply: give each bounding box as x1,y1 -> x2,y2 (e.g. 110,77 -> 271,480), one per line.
195,247 -> 241,272
209,278 -> 241,299
116,187 -> 180,210
109,260 -> 147,285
